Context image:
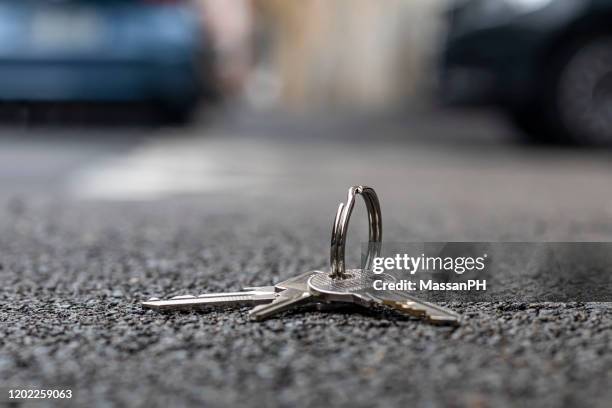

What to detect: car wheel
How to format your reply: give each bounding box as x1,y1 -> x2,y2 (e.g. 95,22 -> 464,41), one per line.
509,106 -> 558,145
510,35 -> 612,145
555,36 -> 612,144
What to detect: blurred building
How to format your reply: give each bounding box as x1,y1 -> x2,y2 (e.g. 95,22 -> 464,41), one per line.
202,0 -> 446,111
200,0 -> 254,96
253,0 -> 445,110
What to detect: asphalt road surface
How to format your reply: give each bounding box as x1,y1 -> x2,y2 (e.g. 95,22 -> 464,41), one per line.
1,107 -> 611,407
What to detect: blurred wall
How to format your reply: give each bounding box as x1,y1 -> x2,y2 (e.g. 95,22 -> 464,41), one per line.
200,0 -> 254,95
252,0 -> 446,111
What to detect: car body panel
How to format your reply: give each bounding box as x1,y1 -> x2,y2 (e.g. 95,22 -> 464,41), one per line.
0,0 -> 207,104
440,0 -> 612,107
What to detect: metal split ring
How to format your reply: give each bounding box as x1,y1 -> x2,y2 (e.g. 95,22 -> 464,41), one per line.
329,186 -> 382,279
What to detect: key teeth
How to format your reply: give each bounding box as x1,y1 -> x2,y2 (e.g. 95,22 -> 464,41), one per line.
249,310 -> 267,321
249,291 -> 312,321
171,295 -> 197,300
427,315 -> 461,326
248,304 -> 267,320
142,301 -> 161,310
243,286 -> 275,293
382,300 -> 461,326
399,302 -> 428,316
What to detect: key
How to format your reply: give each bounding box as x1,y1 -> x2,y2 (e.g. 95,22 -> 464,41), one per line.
307,269 -> 461,326
141,289 -> 277,311
247,184 -> 385,321
142,270 -> 323,314
248,270 -> 322,320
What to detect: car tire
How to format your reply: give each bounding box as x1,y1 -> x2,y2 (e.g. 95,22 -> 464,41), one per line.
509,106 -> 559,145
511,35 -> 612,145
160,101 -> 198,125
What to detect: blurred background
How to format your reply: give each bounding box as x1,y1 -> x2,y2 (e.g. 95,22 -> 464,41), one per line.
2,0 -> 612,218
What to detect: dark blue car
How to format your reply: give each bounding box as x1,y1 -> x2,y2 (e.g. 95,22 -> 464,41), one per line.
0,0 -> 210,119
441,0 -> 612,144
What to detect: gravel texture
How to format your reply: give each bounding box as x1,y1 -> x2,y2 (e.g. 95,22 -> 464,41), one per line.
1,194 -> 611,408
2,109 -> 612,407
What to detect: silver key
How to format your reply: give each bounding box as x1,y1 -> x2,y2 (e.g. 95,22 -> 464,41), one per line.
142,289 -> 277,311
308,269 -> 461,326
142,185 -> 456,326
187,185 -> 384,321
248,270 -> 321,320
142,270 -> 322,314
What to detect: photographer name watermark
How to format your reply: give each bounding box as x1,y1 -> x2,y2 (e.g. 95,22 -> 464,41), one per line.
373,278 -> 487,292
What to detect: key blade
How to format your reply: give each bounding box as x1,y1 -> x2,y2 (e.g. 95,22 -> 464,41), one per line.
242,286 -> 276,293
142,291 -> 276,311
249,289 -> 313,321
308,270 -> 461,325
396,292 -> 461,324
194,289 -> 275,298
379,297 -> 461,326
274,270 -> 324,292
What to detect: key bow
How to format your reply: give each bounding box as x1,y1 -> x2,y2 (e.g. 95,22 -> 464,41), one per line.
329,185 -> 382,280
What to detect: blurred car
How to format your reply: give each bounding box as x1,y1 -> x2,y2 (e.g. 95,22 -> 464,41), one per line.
0,0 -> 212,120
441,0 -> 612,144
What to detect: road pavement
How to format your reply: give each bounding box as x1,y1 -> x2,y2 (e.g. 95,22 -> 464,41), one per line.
1,107 -> 611,407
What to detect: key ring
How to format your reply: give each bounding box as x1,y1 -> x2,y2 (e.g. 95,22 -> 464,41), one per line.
329,186 -> 382,279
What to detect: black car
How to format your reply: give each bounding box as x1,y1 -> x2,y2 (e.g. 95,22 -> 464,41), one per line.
441,0 -> 612,144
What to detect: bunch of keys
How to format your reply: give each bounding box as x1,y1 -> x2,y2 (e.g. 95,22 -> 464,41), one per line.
143,186 -> 461,325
